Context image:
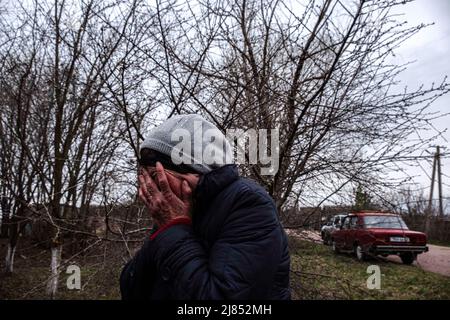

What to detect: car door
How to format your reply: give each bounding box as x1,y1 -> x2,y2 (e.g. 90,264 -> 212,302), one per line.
344,216 -> 358,249
336,216 -> 350,249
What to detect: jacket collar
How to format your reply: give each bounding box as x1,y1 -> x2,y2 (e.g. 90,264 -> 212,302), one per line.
193,164 -> 239,213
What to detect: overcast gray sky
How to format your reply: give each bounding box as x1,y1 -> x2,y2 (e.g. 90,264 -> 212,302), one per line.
391,0 -> 450,201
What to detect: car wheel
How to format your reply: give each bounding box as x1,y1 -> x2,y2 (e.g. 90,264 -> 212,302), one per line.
332,240 -> 340,253
400,253 -> 416,265
354,244 -> 367,261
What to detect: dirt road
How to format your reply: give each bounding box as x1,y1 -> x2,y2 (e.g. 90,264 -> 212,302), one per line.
386,244 -> 450,277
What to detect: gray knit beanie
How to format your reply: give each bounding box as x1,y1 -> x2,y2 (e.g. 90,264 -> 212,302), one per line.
140,114 -> 233,174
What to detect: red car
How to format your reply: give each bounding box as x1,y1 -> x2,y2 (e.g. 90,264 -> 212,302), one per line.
330,211 -> 428,264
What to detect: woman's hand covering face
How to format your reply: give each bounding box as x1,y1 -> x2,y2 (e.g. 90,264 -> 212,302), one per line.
138,162 -> 193,227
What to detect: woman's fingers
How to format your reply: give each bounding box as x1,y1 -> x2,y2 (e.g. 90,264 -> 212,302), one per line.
141,168 -> 160,197
180,180 -> 192,206
138,187 -> 151,208
155,162 -> 173,198
138,172 -> 162,214
138,174 -> 151,201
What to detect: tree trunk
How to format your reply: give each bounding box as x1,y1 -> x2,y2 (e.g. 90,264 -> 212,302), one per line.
46,245 -> 62,299
5,243 -> 16,273
0,199 -> 11,238
5,215 -> 20,273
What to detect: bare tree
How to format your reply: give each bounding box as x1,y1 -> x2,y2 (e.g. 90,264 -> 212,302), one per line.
0,0 -> 160,297
143,0 -> 449,215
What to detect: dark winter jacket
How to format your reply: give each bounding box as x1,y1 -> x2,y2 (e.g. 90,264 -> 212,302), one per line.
120,164 -> 291,300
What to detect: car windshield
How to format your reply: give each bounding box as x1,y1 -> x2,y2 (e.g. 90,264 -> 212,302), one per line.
363,215 -> 409,229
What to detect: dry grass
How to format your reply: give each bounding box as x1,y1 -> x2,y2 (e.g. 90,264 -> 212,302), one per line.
1,236 -> 450,299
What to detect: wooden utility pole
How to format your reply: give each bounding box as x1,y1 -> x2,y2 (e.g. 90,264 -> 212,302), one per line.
425,146 -> 444,234
425,150 -> 437,234
436,146 -> 444,217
